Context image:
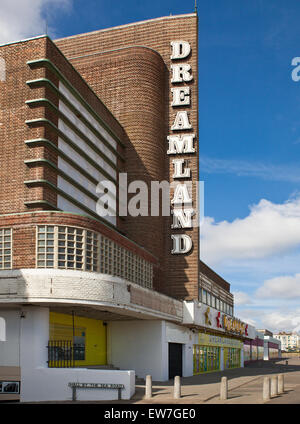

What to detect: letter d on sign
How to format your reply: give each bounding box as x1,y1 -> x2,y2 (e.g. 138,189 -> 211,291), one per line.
171,41 -> 191,60
171,234 -> 193,254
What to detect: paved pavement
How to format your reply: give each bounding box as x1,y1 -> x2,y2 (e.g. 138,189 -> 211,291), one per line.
13,358 -> 300,404
106,357 -> 300,405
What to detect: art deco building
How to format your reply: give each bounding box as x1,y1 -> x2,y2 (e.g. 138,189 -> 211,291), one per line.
0,13 -> 257,402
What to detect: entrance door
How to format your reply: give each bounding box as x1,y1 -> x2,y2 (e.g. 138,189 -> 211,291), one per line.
168,343 -> 183,379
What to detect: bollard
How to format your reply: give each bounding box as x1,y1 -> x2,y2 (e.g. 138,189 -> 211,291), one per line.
145,375 -> 152,399
220,376 -> 228,400
270,375 -> 278,397
263,377 -> 271,401
173,376 -> 181,399
278,374 -> 284,394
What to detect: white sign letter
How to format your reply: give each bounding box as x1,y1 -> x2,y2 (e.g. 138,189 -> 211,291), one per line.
171,234 -> 193,254
167,134 -> 195,155
172,158 -> 191,179
171,87 -> 190,107
171,64 -> 193,83
171,41 -> 191,60
171,111 -> 192,131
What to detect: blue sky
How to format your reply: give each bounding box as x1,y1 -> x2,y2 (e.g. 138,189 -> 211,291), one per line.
1,0 -> 300,333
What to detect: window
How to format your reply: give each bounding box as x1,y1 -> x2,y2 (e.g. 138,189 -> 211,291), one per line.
57,226 -> 84,270
202,289 -> 207,304
207,292 -> 211,306
216,298 -> 220,310
37,225 -> 153,288
211,295 -> 216,309
37,226 -> 54,268
85,230 -> 98,272
0,228 -> 12,269
198,287 -> 202,302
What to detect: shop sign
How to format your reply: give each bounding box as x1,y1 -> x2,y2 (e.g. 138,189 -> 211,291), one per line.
216,312 -> 248,336
198,333 -> 243,349
169,40 -> 196,255
204,307 -> 212,325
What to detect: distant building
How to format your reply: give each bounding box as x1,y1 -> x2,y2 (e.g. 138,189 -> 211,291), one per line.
244,330 -> 281,364
274,332 -> 300,351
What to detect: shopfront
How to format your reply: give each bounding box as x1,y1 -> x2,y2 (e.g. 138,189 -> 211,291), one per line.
244,334 -> 264,364
193,332 -> 243,375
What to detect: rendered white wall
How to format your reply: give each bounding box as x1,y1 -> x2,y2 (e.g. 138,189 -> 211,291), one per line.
19,307 -> 134,402
108,320 -> 165,381
0,309 -> 20,366
109,320 -> 194,381
21,368 -> 134,402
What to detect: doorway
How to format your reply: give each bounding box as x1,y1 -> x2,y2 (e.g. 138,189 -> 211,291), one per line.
168,342 -> 183,379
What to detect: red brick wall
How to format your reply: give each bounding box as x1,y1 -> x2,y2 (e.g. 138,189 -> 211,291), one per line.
55,14 -> 199,300
0,212 -> 158,270
0,38 -> 48,214
0,36 -> 126,217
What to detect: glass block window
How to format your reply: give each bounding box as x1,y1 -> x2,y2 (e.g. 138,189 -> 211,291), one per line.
99,235 -> 113,275
85,230 -> 98,272
36,225 -> 153,288
37,226 -> 55,268
0,228 -> 12,269
57,226 -> 84,270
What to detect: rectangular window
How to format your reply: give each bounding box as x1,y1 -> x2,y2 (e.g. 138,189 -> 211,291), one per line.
198,288 -> 202,302
37,225 -> 55,268
216,298 -> 220,310
57,226 -> 84,270
211,295 -> 216,309
193,345 -> 220,374
202,289 -> 207,304
0,228 -> 12,269
37,225 -> 153,288
207,292 -> 211,306
85,230 -> 98,272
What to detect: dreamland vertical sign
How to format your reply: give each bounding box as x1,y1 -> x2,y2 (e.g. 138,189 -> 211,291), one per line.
169,40 -> 196,255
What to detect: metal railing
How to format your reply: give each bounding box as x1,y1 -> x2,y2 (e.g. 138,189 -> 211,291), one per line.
47,340 -> 85,368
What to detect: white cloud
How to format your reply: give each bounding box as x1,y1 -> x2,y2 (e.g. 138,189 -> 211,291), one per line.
201,196 -> 300,265
232,291 -> 252,306
256,273 -> 300,299
0,0 -> 72,44
263,311 -> 300,333
234,306 -> 300,333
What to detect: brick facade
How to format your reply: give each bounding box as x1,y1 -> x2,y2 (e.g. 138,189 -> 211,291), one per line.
56,14 -> 199,300
0,212 -> 159,270
0,14 -> 200,302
